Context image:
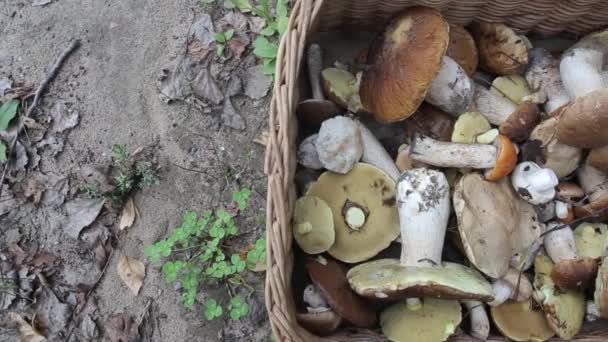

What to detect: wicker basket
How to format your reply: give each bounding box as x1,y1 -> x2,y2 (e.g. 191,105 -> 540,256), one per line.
264,1 -> 608,341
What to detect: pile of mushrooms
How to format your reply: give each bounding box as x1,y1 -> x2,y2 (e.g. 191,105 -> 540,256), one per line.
291,6 -> 608,341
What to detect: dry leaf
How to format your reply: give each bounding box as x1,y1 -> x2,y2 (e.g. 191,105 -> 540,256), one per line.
119,197 -> 137,230
62,197 -> 105,239
103,313 -> 140,342
23,117 -> 46,130
94,239 -> 112,269
23,178 -> 45,205
117,256 -> 145,295
9,312 -> 47,342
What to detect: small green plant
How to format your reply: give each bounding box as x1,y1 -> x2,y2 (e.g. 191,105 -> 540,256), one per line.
0,99 -> 19,162
145,189 -> 265,320
110,144 -> 159,200
214,29 -> 235,57
79,184 -> 102,198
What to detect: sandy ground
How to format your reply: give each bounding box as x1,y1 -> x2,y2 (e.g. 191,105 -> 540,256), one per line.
0,0 -> 271,341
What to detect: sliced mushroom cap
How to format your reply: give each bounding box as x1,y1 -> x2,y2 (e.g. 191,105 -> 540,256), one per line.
307,163 -> 399,263
296,310 -> 342,336
471,22 -> 529,75
316,116 -> 363,174
557,88 -> 608,148
490,300 -> 555,342
528,117 -> 582,178
361,7 -> 449,122
589,145 -> 608,173
491,75 -> 532,105
293,196 -> 335,254
403,104 -> 455,142
454,173 -> 542,278
534,252 -> 585,340
381,299 -> 462,342
347,259 -> 493,301
451,112 -> 491,144
447,24 -> 478,76
595,257 -> 608,318
305,257 -> 377,328
575,223 -> 608,259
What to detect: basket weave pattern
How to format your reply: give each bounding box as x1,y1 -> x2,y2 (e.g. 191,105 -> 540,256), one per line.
264,1 -> 608,341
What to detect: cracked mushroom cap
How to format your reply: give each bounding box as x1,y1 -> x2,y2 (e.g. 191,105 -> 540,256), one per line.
575,223 -> 608,259
346,259 -> 493,301
380,299 -> 461,342
360,6 -> 449,123
296,310 -> 342,336
306,163 -> 399,263
534,252 -> 585,340
454,173 -> 542,278
471,22 -> 529,75
595,257 -> 608,318
491,300 -> 555,342
557,88 -> 608,148
293,196 -> 335,255
447,25 -> 478,76
305,257 -> 377,328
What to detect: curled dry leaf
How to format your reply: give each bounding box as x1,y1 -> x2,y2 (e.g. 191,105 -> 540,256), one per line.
9,312 -> 47,342
119,197 -> 137,230
117,256 -> 145,295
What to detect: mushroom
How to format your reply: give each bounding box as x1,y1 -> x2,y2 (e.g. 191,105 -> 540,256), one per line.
488,268 -> 533,307
403,104 -> 455,142
446,24 -> 478,76
462,301 -> 490,340
425,56 -> 474,116
296,310 -> 342,336
594,257 -> 608,318
533,251 -> 585,339
475,128 -> 499,144
471,22 -> 529,75
586,300 -> 600,322
491,75 -> 532,105
511,162 -> 559,205
357,121 -> 400,181
303,283 -> 329,310
555,88 -> 608,148
305,257 -> 377,328
543,222 -> 598,291
347,169 -> 493,302
574,223 -> 608,259
490,300 -> 555,342
473,85 -> 540,142
306,163 -> 400,263
296,44 -> 340,126
525,48 -> 571,114
380,299 -> 461,342
560,29 -> 608,99
360,7 -> 449,122
410,134 -> 517,181
575,160 -> 608,219
297,134 -> 323,170
528,117 -> 582,178
293,196 -> 335,254
315,116 -> 363,174
321,67 -> 363,113
454,173 -> 543,279
589,145 -> 608,173
450,112 -> 491,144
395,144 -> 426,172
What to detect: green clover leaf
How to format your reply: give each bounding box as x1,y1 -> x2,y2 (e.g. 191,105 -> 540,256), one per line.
232,188 -> 252,210
162,261 -> 185,282
205,299 -> 223,320
229,296 -> 250,320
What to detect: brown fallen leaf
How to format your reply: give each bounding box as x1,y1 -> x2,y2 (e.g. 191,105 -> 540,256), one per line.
94,239 -> 113,269
119,197 -> 137,230
227,34 -> 249,59
23,178 -> 45,205
9,312 -> 47,342
103,313 -> 140,342
117,256 -> 145,295
188,39 -> 213,64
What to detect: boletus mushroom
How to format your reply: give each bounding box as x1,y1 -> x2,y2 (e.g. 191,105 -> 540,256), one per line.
293,196 -> 335,254
533,251 -> 585,339
594,257 -> 608,318
471,22 -> 529,75
360,7 -> 449,122
574,223 -> 608,259
347,169 -> 493,303
425,56 -> 474,116
380,299 -> 462,342
305,257 -> 377,328
321,67 -> 363,113
297,134 -> 323,170
462,300 -> 490,340
490,300 -> 555,341
511,162 -> 559,205
491,75 -> 532,105
488,268 -> 533,307
575,160 -> 608,219
296,310 -> 342,336
589,145 -> 608,173
306,163 -> 399,263
446,25 -> 478,76
315,116 -> 363,174
528,117 -> 582,178
556,88 -> 608,148
403,104 -> 455,142
450,112 -> 491,144
525,48 -> 571,114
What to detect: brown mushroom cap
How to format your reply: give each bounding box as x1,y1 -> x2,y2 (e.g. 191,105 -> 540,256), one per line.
499,103 -> 540,143
490,300 -> 555,342
595,257 -> 608,318
403,104 -> 455,142
447,25 -> 478,76
296,310 -> 342,336
575,223 -> 608,259
557,182 -> 585,200
589,145 -> 608,172
551,257 -> 598,291
307,163 -> 400,263
557,88 -> 608,148
529,117 -> 582,178
361,7 -> 449,123
293,196 -> 335,255
381,299 -> 462,342
305,257 -> 377,328
471,22 -> 529,75
346,259 -> 493,301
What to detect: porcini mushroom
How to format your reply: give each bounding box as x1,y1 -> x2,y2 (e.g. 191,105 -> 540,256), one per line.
296,44 -> 340,126
447,25 -> 478,76
450,112 -> 491,144
594,257 -> 608,318
589,145 -> 608,173
315,116 -> 363,174
490,300 -> 555,342
543,222 -> 598,291
533,251 -> 585,339
525,48 -> 571,114
361,7 -> 449,122
403,104 -> 455,142
380,299 -> 461,342
410,134 -> 517,181
511,162 -> 559,205
347,169 -> 493,302
321,67 -> 363,113
293,196 -> 335,254
307,163 -> 399,263
528,117 -> 582,178
303,283 -> 329,310
471,22 -> 529,75
556,88 -> 608,148
462,300 -> 490,340
574,223 -> 608,259
572,161 -> 608,220
297,134 -> 323,170
425,56 -> 474,116
305,257 -> 377,328
491,75 -> 532,105
488,268 -> 533,307
296,310 -> 342,336
560,29 -> 608,99
357,121 -> 400,181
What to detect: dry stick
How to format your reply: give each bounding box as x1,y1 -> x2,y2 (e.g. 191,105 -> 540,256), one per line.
0,39 -> 80,199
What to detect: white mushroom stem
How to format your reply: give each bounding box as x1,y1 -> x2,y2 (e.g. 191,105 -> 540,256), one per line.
463,301 -> 490,341
426,56 -> 473,116
511,162 -> 559,205
488,268 -> 533,307
303,284 -> 329,309
410,135 -> 497,169
555,201 -> 570,219
577,161 -> 607,194
560,48 -> 605,99
544,222 -> 578,263
488,280 -> 512,307
525,48 -> 571,113
307,44 -> 325,100
586,300 -> 600,322
357,121 -> 400,181
473,84 -> 517,125
345,206 -> 366,230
